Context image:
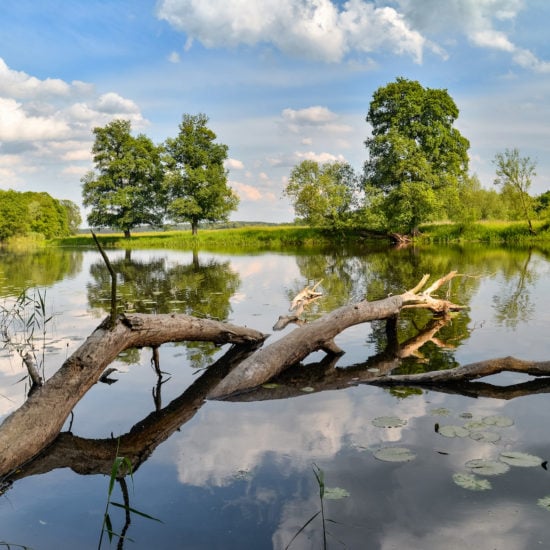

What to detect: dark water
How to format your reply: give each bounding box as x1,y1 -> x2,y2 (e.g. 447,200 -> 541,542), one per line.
1,244 -> 550,549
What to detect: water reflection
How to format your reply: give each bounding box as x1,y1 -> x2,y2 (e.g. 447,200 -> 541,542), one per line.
87,249 -> 241,370
1,244 -> 550,549
0,247 -> 82,295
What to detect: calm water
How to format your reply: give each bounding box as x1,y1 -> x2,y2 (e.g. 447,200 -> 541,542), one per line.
1,244 -> 550,549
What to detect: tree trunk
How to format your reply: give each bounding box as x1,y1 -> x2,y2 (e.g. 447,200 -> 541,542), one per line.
191,221 -> 198,235
124,229 -> 131,239
0,272 -> 468,477
0,313 -> 265,477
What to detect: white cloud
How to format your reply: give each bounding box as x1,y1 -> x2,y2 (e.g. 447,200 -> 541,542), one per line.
225,158 -> 245,170
0,98 -> 70,141
295,150 -> 347,163
157,0 -> 433,64
231,180 -> 263,201
157,0 -> 550,72
168,51 -> 181,63
282,105 -> 337,125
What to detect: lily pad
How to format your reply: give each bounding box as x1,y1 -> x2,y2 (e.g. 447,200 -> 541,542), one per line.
469,431 -> 501,443
465,459 -> 510,476
261,383 -> 280,389
464,420 -> 486,431
324,487 -> 350,500
373,446 -> 416,463
438,425 -> 470,438
499,451 -> 542,467
372,416 -> 407,428
453,472 -> 492,491
300,386 -> 315,393
537,496 -> 550,511
482,415 -> 514,428
430,407 -> 452,416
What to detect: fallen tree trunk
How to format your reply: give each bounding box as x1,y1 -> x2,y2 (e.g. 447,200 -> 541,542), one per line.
0,313 -> 265,477
207,273 -> 464,398
0,271 -> 463,477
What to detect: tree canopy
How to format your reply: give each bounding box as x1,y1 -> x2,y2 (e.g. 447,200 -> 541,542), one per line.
493,148 -> 537,234
81,119 -> 165,238
284,160 -> 358,228
363,77 -> 470,233
163,113 -> 239,235
0,190 -> 81,242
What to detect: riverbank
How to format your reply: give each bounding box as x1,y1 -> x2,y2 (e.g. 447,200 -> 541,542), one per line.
46,219 -> 550,251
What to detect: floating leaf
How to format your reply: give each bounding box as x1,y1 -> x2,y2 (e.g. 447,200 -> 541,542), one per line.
372,416 -> 407,428
538,496 -> 550,511
300,386 -> 314,393
499,451 -> 542,467
469,431 -> 501,443
261,383 -> 280,389
464,420 -> 486,431
453,472 -> 492,491
373,447 -> 416,463
430,407 -> 451,416
324,487 -> 350,500
483,415 -> 514,427
438,425 -> 469,438
465,459 -> 510,476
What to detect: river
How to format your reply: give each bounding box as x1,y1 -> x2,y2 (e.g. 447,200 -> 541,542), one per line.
1,243 -> 550,549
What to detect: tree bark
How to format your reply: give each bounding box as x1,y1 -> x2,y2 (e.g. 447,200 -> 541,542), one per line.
0,271 -> 467,477
0,313 -> 265,477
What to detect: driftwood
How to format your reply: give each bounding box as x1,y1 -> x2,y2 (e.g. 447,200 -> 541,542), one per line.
207,272 -> 464,399
2,269 -> 547,481
0,313 -> 265,477
273,280 -> 323,330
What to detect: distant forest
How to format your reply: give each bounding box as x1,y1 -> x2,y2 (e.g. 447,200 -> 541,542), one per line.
0,189 -> 81,242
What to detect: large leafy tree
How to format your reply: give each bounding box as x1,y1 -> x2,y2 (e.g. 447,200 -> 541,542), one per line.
493,148 -> 537,234
163,113 -> 239,235
364,77 -> 470,233
285,160 -> 358,228
82,119 -> 165,238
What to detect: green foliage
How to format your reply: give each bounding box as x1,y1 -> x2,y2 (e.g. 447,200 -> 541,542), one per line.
163,113 -> 239,235
82,119 -> 165,238
99,443 -> 161,549
493,148 -> 537,233
0,189 -> 79,242
363,77 -> 470,233
285,160 -> 358,228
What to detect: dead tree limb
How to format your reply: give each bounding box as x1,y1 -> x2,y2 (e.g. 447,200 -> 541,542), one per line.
208,272 -> 464,399
0,314 -> 265,477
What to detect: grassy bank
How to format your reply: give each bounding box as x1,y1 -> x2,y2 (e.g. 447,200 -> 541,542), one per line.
419,220 -> 550,245
51,225 -> 362,252
47,220 -> 550,251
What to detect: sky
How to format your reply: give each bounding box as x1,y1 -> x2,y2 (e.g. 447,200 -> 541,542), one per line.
0,0 -> 550,224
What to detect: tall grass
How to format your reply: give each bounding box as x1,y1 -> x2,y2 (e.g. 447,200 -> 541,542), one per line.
52,226 -> 367,252
420,219 -> 550,245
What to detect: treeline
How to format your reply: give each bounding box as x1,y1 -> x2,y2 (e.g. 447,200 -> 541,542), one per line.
285,77 -> 549,235
0,189 -> 81,242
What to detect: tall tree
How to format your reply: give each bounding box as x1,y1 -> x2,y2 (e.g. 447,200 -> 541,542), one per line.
81,120 -> 165,238
284,160 -> 358,228
493,148 -> 537,234
163,113 -> 239,235
364,77 -> 470,233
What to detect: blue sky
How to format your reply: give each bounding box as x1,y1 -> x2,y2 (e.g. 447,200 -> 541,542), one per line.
1,0 -> 549,224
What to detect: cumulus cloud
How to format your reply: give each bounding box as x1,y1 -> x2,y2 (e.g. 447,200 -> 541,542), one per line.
157,0 -> 549,71
397,0 -> 550,71
156,0 -> 433,63
280,106 -> 353,136
225,158 -> 245,170
0,57 -> 146,192
231,180 -> 263,201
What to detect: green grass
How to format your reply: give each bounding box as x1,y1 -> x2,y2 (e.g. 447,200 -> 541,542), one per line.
419,219 -> 550,245
47,219 -> 550,251
51,225 -> 373,252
